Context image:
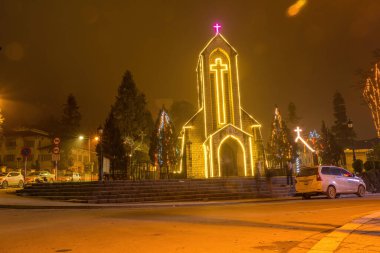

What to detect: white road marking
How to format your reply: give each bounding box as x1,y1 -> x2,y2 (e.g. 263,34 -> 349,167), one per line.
308,211 -> 380,253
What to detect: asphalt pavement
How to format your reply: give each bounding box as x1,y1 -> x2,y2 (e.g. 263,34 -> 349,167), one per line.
0,188 -> 380,253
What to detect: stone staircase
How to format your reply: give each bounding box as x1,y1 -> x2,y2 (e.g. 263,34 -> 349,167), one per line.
16,177 -> 295,204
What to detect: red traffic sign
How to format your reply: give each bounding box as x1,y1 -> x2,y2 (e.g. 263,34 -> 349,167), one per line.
21,147 -> 32,157
52,146 -> 60,154
53,137 -> 60,145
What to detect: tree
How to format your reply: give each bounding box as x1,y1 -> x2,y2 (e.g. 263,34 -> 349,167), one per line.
101,70 -> 153,177
112,71 -> 153,141
149,107 -> 177,178
60,94 -> 81,138
318,121 -> 342,165
58,94 -> 82,170
352,159 -> 364,174
101,109 -> 126,178
266,106 -> 295,171
169,100 -> 196,135
331,92 -> 355,148
286,102 -> 301,125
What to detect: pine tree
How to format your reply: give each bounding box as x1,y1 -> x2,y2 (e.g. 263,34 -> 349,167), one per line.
101,70 -> 153,177
287,102 -> 301,125
101,109 -> 126,178
149,107 -> 177,179
113,71 -> 153,141
60,94 -> 81,138
267,106 -> 295,170
59,94 -> 82,170
331,92 -> 355,148
318,121 -> 342,165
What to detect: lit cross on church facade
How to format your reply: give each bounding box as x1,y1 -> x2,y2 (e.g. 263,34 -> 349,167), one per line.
213,23 -> 221,34
210,58 -> 228,124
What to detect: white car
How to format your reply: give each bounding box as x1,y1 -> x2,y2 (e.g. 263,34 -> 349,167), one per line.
295,166 -> 366,199
0,171 -> 24,188
58,172 -> 82,182
25,171 -> 55,184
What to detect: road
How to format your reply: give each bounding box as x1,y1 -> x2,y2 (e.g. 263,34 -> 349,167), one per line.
0,194 -> 379,253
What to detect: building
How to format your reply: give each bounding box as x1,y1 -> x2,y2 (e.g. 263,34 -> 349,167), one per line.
0,127 -> 98,180
344,138 -> 380,171
178,28 -> 265,178
0,127 -> 53,172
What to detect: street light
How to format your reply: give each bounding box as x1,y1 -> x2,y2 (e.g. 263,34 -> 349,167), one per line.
78,135 -> 95,180
347,119 -> 356,162
97,126 -> 104,181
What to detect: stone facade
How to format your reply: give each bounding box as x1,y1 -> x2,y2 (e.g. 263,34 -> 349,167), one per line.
178,33 -> 265,178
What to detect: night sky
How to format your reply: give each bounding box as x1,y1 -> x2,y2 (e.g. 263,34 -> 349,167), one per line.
1,0 -> 380,140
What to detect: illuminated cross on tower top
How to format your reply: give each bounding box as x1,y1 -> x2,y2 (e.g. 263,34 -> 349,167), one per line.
213,23 -> 221,34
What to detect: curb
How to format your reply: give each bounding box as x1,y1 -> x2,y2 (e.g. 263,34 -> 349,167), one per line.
307,211 -> 380,253
0,196 -> 299,209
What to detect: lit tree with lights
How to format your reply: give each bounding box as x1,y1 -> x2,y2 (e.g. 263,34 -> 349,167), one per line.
363,63 -> 380,138
149,106 -> 177,179
266,106 -> 295,170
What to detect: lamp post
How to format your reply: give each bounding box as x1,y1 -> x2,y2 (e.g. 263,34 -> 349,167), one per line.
79,135 -> 98,180
97,126 -> 104,181
347,119 -> 356,162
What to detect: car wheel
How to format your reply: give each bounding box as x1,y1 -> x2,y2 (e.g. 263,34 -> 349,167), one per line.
302,194 -> 311,200
326,186 -> 336,199
357,185 -> 365,197
18,180 -> 24,188
2,181 -> 8,189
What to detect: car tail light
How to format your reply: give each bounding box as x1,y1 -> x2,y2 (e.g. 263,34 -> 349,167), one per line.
316,173 -> 322,181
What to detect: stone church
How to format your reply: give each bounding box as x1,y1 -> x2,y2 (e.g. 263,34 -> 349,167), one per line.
178,30 -> 265,178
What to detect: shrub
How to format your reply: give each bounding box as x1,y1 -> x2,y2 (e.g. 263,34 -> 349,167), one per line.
352,159 -> 364,174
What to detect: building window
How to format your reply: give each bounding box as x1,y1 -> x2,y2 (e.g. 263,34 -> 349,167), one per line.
24,140 -> 35,148
39,154 -> 52,161
5,140 -> 16,149
5,154 -> 15,162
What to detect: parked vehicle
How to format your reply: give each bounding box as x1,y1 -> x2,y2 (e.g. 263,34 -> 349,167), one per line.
25,171 -> 55,184
58,172 -> 81,182
0,171 -> 24,188
295,166 -> 366,199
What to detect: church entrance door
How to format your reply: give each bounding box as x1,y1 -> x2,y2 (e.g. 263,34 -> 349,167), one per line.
219,137 -> 244,177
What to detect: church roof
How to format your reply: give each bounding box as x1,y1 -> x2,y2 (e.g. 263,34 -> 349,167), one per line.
199,33 -> 238,56
241,108 -> 261,126
182,108 -> 203,127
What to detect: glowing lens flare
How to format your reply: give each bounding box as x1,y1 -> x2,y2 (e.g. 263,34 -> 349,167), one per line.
287,0 -> 307,17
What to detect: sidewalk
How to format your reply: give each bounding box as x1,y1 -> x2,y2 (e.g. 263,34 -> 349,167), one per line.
336,215 -> 380,252
309,211 -> 380,253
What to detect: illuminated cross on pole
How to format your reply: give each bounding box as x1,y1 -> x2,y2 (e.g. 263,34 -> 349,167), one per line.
210,58 -> 228,124
294,126 -> 302,141
213,23 -> 221,34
